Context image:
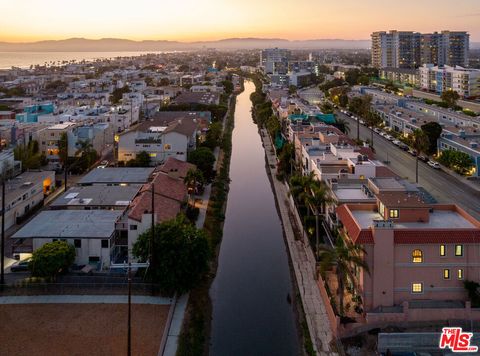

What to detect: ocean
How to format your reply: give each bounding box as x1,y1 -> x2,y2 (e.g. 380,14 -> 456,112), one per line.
0,51 -> 165,69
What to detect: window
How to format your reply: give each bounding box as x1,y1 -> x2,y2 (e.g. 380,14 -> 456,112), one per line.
164,144 -> 171,150
458,269 -> 464,280
412,249 -> 423,263
443,269 -> 450,279
389,209 -> 399,218
74,239 -> 81,248
101,240 -> 109,248
440,245 -> 446,257
455,245 -> 463,256
412,283 -> 423,293
129,225 -> 137,231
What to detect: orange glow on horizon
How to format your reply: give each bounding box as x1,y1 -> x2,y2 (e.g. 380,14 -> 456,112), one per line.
0,0 -> 479,43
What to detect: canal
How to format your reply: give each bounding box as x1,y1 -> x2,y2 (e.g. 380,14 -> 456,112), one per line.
210,80 -> 300,355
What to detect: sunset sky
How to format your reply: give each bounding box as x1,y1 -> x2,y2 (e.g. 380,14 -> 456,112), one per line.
1,0 -> 479,42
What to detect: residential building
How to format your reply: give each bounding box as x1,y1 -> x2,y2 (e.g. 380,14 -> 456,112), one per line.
117,118 -> 197,164
36,122 -> 76,166
12,209 -> 124,268
336,182 -> 480,319
0,170 -> 55,231
419,64 -> 480,98
173,92 -> 220,106
438,131 -> 480,177
260,48 -> 291,74
372,31 -> 469,68
379,68 -> 419,87
78,167 -> 154,186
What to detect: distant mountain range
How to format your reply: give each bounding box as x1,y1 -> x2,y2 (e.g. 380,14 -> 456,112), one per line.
0,37 -> 375,51
0,37 -> 478,52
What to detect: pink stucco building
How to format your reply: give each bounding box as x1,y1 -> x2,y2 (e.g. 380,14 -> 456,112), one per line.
336,179 -> 480,320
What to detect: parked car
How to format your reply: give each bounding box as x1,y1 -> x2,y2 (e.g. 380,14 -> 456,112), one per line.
398,143 -> 409,151
385,135 -> 395,141
379,131 -> 387,137
100,160 -> 109,166
418,155 -> 429,163
408,149 -> 418,156
373,128 -> 382,134
428,161 -> 441,169
10,258 -> 31,272
392,139 -> 402,146
359,120 -> 365,125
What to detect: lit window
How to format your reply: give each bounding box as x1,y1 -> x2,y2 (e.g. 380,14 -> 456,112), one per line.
455,245 -> 463,256
412,283 -> 423,293
149,153 -> 157,158
458,269 -> 464,280
389,209 -> 399,218
412,249 -> 423,263
443,269 -> 450,279
164,144 -> 171,150
440,245 -> 446,257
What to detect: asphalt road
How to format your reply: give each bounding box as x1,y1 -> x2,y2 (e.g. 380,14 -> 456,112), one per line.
337,111 -> 480,221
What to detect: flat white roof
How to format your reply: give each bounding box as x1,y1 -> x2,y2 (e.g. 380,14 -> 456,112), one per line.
352,210 -> 475,229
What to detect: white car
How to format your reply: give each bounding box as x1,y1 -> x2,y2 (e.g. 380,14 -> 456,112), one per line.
427,161 -> 441,169
359,120 -> 365,125
385,135 -> 395,141
373,128 -> 382,134
392,139 -> 402,146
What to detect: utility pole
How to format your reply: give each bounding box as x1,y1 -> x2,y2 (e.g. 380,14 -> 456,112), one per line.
150,182 -> 155,295
64,134 -> 68,191
1,175 -> 5,286
127,262 -> 132,356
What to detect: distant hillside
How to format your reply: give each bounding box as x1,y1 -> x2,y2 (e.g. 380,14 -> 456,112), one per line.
0,37 -> 371,52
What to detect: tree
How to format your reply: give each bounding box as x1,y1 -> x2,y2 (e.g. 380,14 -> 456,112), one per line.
29,241 -> 75,279
288,85 -> 297,95
222,80 -> 234,95
188,147 -> 216,181
110,85 -> 130,104
321,101 -> 334,114
184,168 -> 204,207
438,149 -> 474,175
277,142 -> 295,180
318,237 -> 369,316
365,111 -> 382,147
126,151 -> 151,167
203,122 -> 223,149
349,95 -> 372,141
421,122 -> 442,155
334,117 -> 350,135
73,140 -> 98,172
412,129 -> 430,183
58,132 -> 68,166
132,215 -> 210,294
159,78 -> 170,86
308,183 -> 334,258
441,90 -> 460,109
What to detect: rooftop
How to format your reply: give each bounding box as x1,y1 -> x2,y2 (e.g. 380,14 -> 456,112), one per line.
78,167 -> 154,185
12,210 -> 123,239
50,185 -> 141,208
351,209 -> 476,229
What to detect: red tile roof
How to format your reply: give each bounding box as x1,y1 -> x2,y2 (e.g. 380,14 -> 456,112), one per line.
128,192 -> 181,223
394,230 -> 480,244
375,166 -> 399,178
140,172 -> 187,202
337,205 -> 374,244
157,157 -> 196,179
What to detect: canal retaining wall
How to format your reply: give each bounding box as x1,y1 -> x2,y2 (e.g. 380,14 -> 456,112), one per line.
260,128 -> 339,356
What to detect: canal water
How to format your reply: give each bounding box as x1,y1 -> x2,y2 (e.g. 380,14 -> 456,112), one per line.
210,80 -> 300,355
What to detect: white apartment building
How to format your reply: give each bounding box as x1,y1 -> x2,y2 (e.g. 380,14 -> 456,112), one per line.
117,118 -> 197,165
419,64 -> 480,98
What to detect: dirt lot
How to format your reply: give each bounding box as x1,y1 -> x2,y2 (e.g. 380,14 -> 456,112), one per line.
0,303 -> 170,356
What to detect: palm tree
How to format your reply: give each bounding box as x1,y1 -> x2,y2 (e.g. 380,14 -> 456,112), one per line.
335,117 -> 350,135
318,236 -> 369,316
307,182 -> 334,258
184,169 -> 204,207
412,129 -> 429,184
75,140 -> 98,171
365,111 -> 382,148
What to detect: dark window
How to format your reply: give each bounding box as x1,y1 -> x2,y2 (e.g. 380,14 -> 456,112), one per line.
129,225 -> 137,231
101,239 -> 109,248
74,239 -> 81,248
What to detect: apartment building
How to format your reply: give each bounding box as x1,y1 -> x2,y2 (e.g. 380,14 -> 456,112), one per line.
379,68 -> 419,87
438,130 -> 480,177
372,30 -> 469,69
336,178 -> 480,319
117,117 -> 197,165
36,122 -> 76,166
419,64 -> 480,98
260,48 -> 291,74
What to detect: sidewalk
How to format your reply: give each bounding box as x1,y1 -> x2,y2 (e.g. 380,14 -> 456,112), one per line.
439,164 -> 480,192
261,129 -> 338,356
0,294 -> 173,305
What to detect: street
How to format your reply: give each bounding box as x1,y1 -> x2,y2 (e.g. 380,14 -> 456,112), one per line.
337,111 -> 480,220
